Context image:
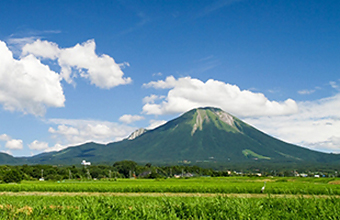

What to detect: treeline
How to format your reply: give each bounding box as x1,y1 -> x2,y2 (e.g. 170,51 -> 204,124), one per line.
0,160 -> 228,183
1,160 -> 339,184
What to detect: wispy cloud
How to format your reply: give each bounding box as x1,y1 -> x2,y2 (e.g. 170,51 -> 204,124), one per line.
330,81 -> 339,90
182,56 -> 221,75
117,12 -> 150,36
152,72 -> 163,77
298,89 -> 316,95
6,29 -> 61,57
195,0 -> 243,18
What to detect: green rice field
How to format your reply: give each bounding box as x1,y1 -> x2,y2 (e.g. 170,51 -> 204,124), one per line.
1,177 -> 340,195
1,177 -> 340,219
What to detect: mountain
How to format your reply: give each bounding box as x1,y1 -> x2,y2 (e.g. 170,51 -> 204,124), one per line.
127,128 -> 147,140
0,152 -> 26,165
3,107 -> 340,166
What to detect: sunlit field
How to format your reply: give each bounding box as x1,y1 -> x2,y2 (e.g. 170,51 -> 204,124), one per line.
1,195 -> 340,219
1,177 -> 340,195
1,177 -> 340,219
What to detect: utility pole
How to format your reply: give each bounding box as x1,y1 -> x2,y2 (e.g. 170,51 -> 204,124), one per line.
41,169 -> 44,179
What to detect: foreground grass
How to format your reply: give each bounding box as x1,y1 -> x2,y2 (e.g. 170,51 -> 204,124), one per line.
1,177 -> 340,195
0,195 -> 339,219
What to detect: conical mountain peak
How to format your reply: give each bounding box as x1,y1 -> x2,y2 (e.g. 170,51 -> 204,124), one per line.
12,106 -> 340,166
188,107 -> 240,136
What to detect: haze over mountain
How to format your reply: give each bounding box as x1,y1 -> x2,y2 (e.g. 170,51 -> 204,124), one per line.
1,107 -> 339,166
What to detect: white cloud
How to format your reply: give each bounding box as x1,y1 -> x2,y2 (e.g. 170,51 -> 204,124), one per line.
22,39 -> 132,89
5,139 -> 23,150
298,89 -> 315,95
7,37 -> 38,57
244,94 -> 340,153
330,81 -> 339,90
22,39 -> 59,59
47,119 -> 137,149
147,120 -> 167,130
119,114 -> 145,124
44,143 -> 68,153
0,134 -> 10,141
0,134 -> 23,151
0,40 -> 65,116
152,72 -> 163,77
142,94 -> 165,104
28,140 -> 49,150
1,149 -> 13,155
143,76 -> 298,117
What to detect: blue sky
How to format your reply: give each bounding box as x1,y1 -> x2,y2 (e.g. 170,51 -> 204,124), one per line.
0,0 -> 339,156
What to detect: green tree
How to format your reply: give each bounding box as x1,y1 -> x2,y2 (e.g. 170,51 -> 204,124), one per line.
3,169 -> 23,183
113,160 -> 137,178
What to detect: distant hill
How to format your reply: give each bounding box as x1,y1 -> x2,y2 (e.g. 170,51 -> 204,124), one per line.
2,107 -> 340,166
0,152 -> 26,165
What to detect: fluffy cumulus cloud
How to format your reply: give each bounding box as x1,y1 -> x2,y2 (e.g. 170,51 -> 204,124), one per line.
143,76 -> 298,117
22,39 -> 132,89
244,94 -> 340,153
28,140 -> 49,150
5,139 -> 23,150
0,38 -> 131,116
0,134 -> 24,151
119,114 -> 145,124
0,40 -> 65,116
47,119 -> 137,151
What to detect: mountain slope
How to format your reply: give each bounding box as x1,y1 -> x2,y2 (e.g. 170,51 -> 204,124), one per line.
22,107 -> 340,166
0,152 -> 27,165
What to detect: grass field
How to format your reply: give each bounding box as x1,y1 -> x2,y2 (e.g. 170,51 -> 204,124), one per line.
1,177 -> 340,195
1,177 -> 340,219
1,195 -> 340,219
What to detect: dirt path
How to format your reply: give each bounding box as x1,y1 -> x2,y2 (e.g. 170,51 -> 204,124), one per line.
0,192 -> 339,198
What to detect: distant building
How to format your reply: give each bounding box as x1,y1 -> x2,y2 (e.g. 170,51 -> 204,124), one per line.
81,160 -> 91,166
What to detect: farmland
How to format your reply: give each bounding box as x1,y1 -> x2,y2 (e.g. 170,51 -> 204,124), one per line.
1,177 -> 340,219
1,177 -> 340,195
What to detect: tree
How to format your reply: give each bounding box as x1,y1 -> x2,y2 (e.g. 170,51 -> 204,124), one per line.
3,169 -> 23,183
113,160 -> 137,178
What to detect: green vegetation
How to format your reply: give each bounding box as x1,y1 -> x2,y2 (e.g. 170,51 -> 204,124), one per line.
0,177 -> 340,195
242,149 -> 271,160
2,169 -> 23,183
1,164 -> 340,219
0,195 -> 339,219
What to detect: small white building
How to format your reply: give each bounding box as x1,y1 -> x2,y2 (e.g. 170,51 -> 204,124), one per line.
81,160 -> 91,166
